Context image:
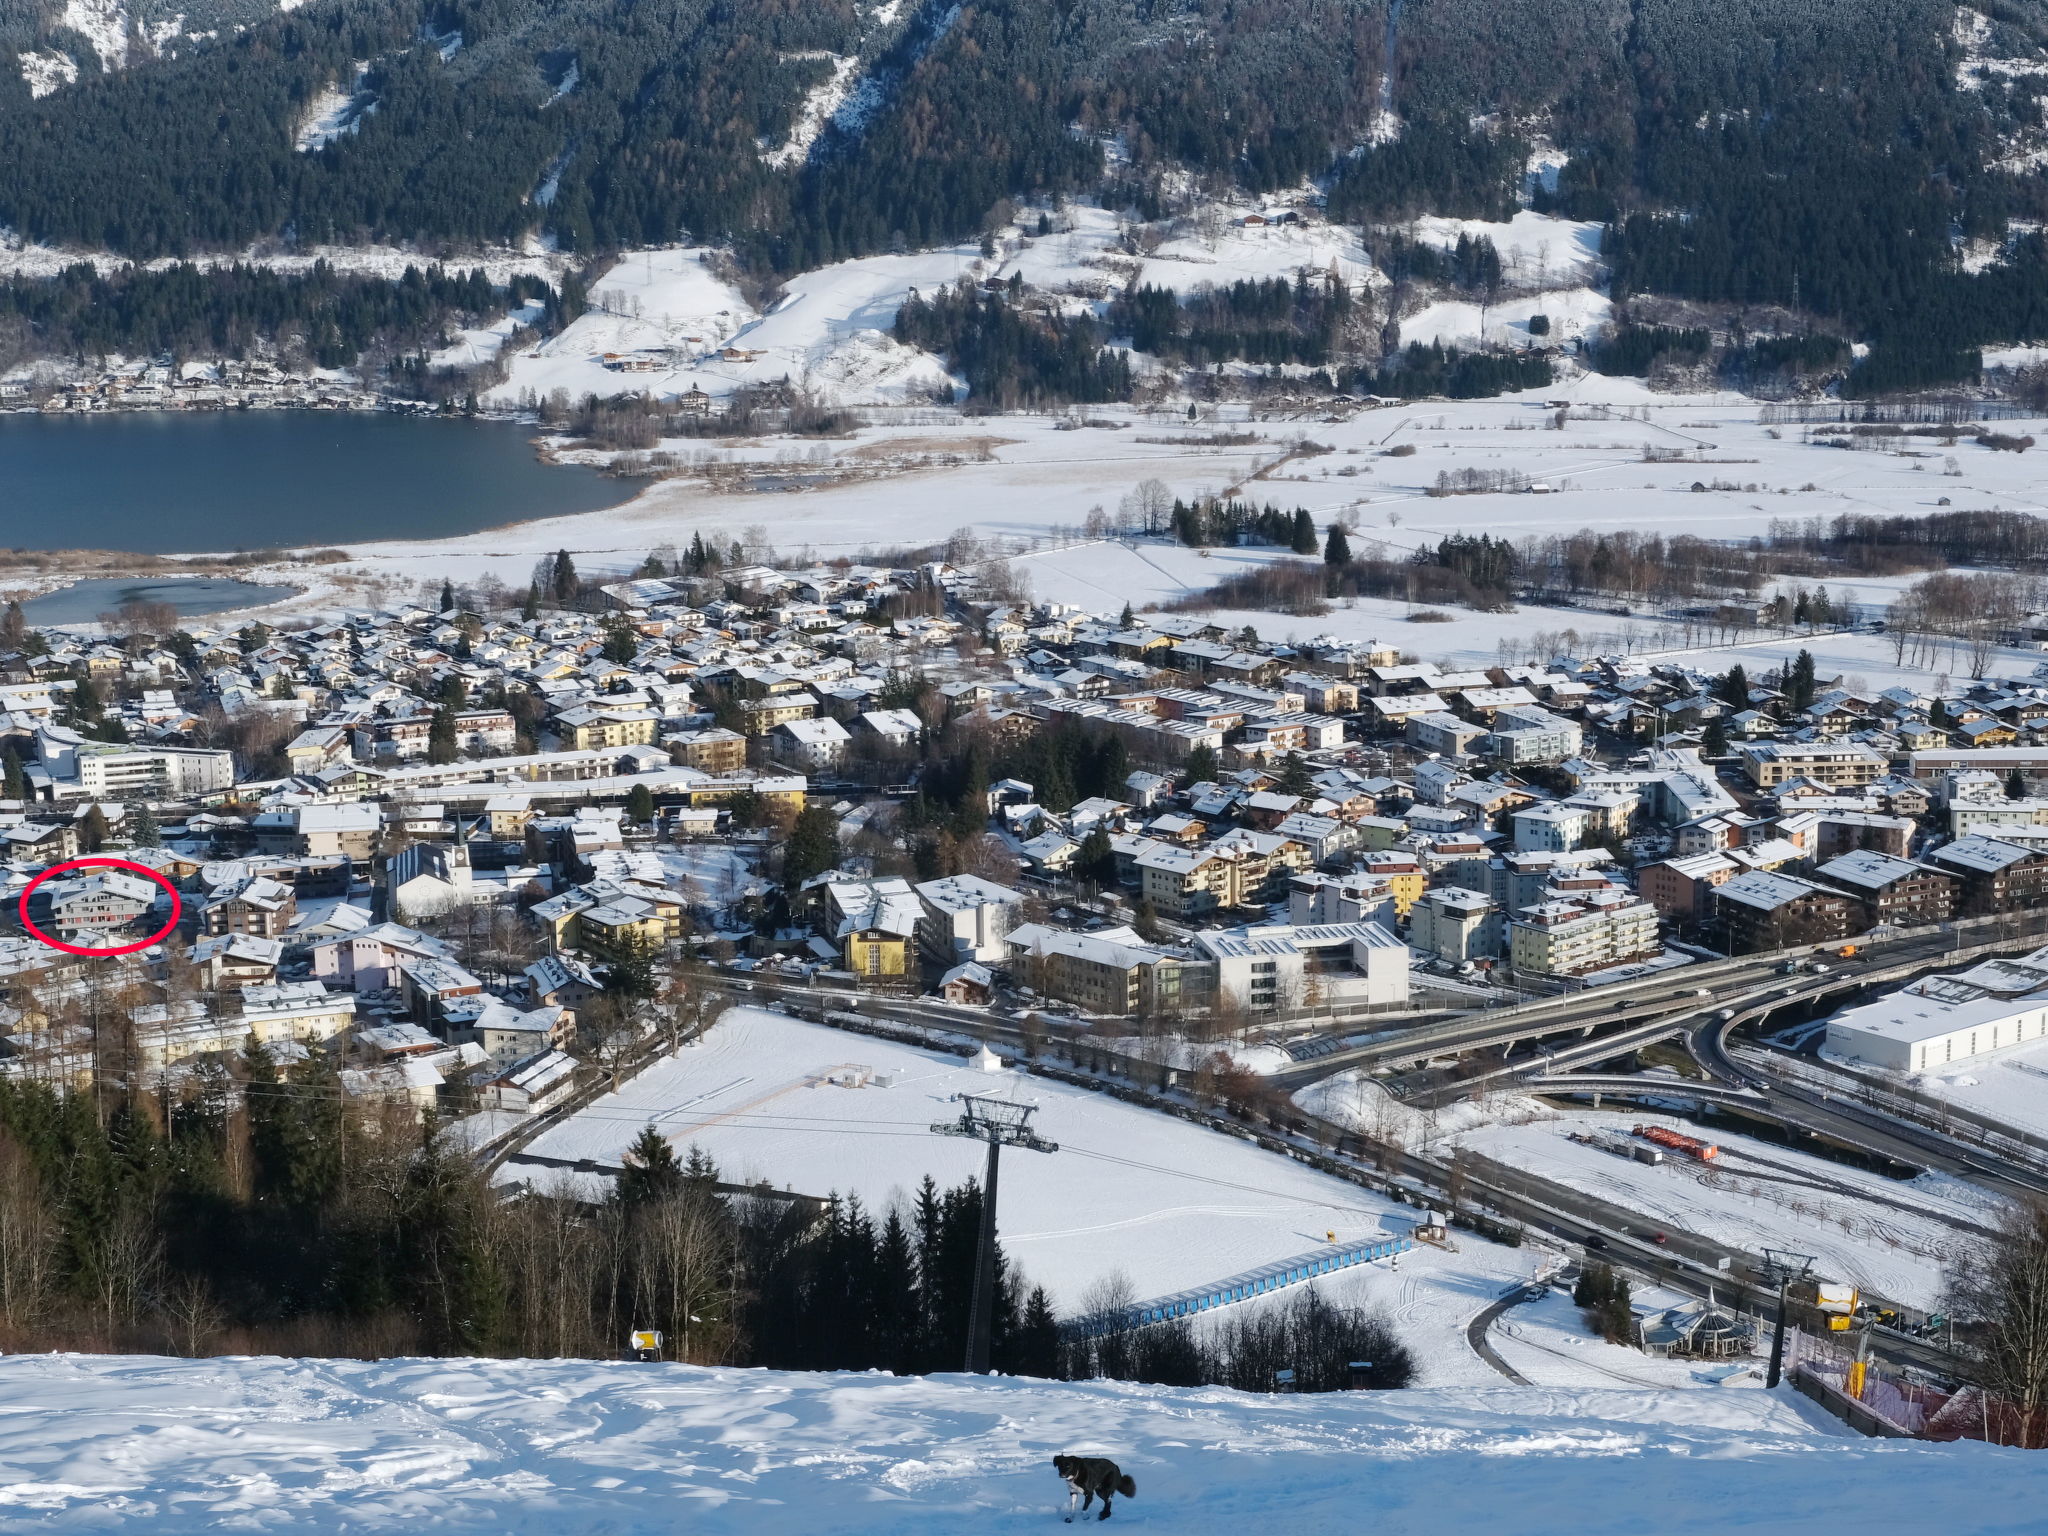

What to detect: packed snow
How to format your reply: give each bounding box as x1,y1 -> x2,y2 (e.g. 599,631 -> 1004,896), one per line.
1,1352 -> 2042,1534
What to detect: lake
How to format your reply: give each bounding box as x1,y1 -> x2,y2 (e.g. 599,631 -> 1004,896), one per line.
22,577 -> 303,625
0,412 -> 630,553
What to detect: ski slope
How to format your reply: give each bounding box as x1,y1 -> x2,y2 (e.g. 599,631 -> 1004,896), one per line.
498,1006 -> 1544,1382
0,1353 -> 2038,1534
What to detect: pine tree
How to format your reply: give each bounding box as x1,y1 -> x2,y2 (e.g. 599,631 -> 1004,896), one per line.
1702,716 -> 1730,757
522,583 -> 540,620
1090,734 -> 1129,799
2010,768 -> 2029,800
1,748 -> 22,802
1015,1286 -> 1062,1379
1183,743 -> 1219,784
1118,601 -> 1134,629
618,1127 -> 685,1207
602,614 -> 638,664
439,578 -> 455,613
627,782 -> 657,824
0,601 -> 25,651
1324,523 -> 1352,566
875,1208 -> 921,1374
1133,896 -> 1163,943
1075,825 -> 1118,885
125,801 -> 160,847
782,805 -> 840,890
427,705 -> 458,764
1787,649 -> 1818,711
1275,752 -> 1313,796
1291,507 -> 1318,554
551,549 -> 580,603
1719,663 -> 1749,708
78,803 -> 108,852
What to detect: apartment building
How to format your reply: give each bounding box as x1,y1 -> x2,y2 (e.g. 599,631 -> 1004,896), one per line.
1508,890 -> 1659,978
1408,886 -> 1504,964
1736,741 -> 1887,789
1814,849 -> 1960,929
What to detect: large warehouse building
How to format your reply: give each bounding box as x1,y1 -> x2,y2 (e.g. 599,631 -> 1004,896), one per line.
1824,948 -> 2048,1072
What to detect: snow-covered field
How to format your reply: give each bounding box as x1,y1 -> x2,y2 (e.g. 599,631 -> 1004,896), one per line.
502,1007 -> 1548,1382
2,1352 -> 2039,1534
311,384 -> 2048,637
1447,1111 -> 1991,1311
1898,1031 -> 2048,1146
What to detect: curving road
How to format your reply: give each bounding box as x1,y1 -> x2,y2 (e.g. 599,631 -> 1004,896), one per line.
1466,1288 -> 1538,1384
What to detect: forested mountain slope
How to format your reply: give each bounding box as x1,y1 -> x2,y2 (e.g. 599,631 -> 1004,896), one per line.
2,0 -> 2047,362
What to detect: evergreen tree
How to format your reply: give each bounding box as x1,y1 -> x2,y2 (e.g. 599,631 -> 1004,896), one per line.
1090,734 -> 1129,800
427,705 -> 458,765
439,579 -> 455,613
246,1043 -> 344,1212
783,805 -> 840,890
78,803 -> 108,853
1074,825 -> 1118,886
875,1208 -> 922,1374
2010,768 -> 2029,800
1183,743 -> 1219,784
0,601 -> 24,651
1702,716 -> 1730,757
1118,601 -> 1134,629
1133,896 -> 1163,943
125,802 -> 160,847
1291,507 -> 1318,554
602,614 -> 639,664
522,583 -> 540,620
551,550 -> 580,603
1787,649 -> 1819,712
1324,523 -> 1352,566
1719,664 -> 1750,709
618,1127 -> 685,1208
1274,752 -> 1313,796
604,932 -> 660,999
1,748 -> 22,802
626,782 -> 657,824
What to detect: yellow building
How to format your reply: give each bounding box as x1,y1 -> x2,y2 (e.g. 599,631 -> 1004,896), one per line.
821,878 -> 922,984
844,927 -> 910,979
1360,852 -> 1426,917
737,694 -> 819,735
556,706 -> 659,750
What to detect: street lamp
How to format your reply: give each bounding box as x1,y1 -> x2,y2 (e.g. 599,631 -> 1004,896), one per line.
1759,1247 -> 1817,1389
932,1094 -> 1058,1373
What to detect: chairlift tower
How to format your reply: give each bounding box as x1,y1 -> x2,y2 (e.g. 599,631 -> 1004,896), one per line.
932,1094 -> 1057,1373
1760,1247 -> 1817,1389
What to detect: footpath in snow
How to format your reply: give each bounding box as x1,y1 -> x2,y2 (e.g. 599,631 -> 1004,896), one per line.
0,1353 -> 2031,1534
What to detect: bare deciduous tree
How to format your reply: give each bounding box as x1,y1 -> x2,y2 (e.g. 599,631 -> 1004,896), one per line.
1950,1197 -> 2048,1441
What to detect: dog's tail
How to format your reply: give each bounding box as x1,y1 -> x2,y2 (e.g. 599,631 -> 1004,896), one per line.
1117,1474 -> 1136,1499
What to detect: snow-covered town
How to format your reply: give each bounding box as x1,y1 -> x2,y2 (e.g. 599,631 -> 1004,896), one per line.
0,533 -> 2045,1425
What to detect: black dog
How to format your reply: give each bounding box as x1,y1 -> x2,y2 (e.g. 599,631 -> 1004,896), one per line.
1053,1454 -> 1136,1522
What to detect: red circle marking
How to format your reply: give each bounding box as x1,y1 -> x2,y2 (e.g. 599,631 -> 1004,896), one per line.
18,857 -> 183,957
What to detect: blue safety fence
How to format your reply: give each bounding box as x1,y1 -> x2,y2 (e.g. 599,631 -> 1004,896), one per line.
1063,1236 -> 1415,1338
